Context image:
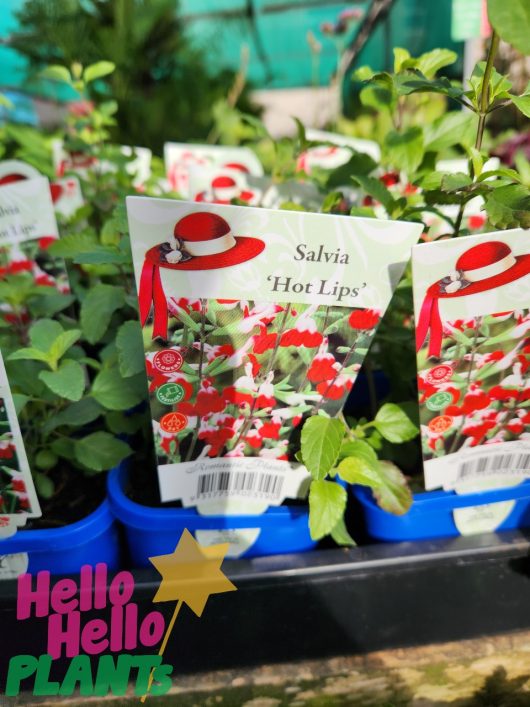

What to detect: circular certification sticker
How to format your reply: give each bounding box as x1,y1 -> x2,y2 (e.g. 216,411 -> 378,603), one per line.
428,415 -> 453,433
426,364 -> 453,385
153,349 -> 184,373
426,391 -> 453,411
156,383 -> 185,405
160,412 -> 188,434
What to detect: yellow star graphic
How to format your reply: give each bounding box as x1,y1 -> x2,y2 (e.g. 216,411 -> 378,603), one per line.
141,530 -> 237,702
149,528 -> 237,616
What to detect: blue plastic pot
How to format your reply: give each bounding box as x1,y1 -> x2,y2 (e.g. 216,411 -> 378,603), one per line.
353,480 -> 530,542
107,463 -> 316,566
0,498 -> 121,575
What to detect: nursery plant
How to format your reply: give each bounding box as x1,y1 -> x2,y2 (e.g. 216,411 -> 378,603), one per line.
2,0 -> 529,549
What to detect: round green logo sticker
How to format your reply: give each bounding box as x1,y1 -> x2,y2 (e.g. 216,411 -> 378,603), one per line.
426,391 -> 453,411
156,383 -> 185,405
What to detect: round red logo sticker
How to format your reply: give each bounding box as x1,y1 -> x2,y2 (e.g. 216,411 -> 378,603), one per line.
426,364 -> 453,385
160,412 -> 188,434
153,349 -> 184,373
428,415 -> 453,433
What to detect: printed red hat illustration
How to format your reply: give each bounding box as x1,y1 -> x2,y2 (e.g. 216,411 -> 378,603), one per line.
139,211 -> 265,339
196,175 -> 256,205
416,241 -> 530,358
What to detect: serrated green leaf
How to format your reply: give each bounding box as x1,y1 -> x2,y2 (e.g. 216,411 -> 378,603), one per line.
42,397 -> 103,433
300,416 -> 345,480
374,403 -> 419,443
414,48 -> 458,78
351,175 -> 395,213
116,320 -> 146,378
384,127 -> 424,175
39,360 -> 85,401
441,172 -> 473,192
511,91 -> 530,119
48,232 -> 98,258
29,319 -> 64,352
12,394 -> 30,415
484,183 -> 530,229
372,461 -> 412,515
81,283 -> 125,344
8,348 -> 50,365
83,61 -> 116,84
424,112 -> 477,152
326,152 -> 378,189
91,368 -> 146,410
488,0 -> 530,54
308,479 -> 347,540
48,330 -> 82,367
337,456 -> 383,487
74,431 -> 131,472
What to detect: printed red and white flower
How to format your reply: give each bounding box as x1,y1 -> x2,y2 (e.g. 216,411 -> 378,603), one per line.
307,339 -> 339,383
280,305 -> 323,348
348,308 -> 380,331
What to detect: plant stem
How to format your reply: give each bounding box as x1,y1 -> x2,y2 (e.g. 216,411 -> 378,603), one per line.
184,300 -> 207,462
454,31 -> 499,237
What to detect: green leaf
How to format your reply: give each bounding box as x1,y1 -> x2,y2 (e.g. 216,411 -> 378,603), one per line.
423,111 -> 477,152
81,283 -> 125,344
308,479 -> 347,540
372,461 -> 412,515
374,403 -> 419,443
330,516 -> 356,547
484,183 -> 530,229
441,172 -> 473,192
41,65 -> 71,84
116,321 -> 146,378
29,319 -> 64,351
49,232 -> 98,258
384,127 -> 424,175
83,61 -> 116,84
337,456 -> 383,488
8,348 -> 50,365
278,201 -> 305,212
42,397 -> 103,433
351,175 -> 395,213
48,330 -> 82,367
325,152 -> 378,189
393,47 -> 411,73
74,431 -> 131,472
511,91 -> 530,119
39,360 -> 85,401
300,416 -> 345,480
33,470 -> 55,498
414,48 -> 458,78
91,368 -> 146,410
12,394 -> 30,415
488,0 -> 530,54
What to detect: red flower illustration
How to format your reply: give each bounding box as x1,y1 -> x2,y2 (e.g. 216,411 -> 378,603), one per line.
348,308 -> 380,330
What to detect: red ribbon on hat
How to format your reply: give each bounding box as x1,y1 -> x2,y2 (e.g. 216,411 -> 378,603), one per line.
416,241 -> 530,359
139,260 -> 168,340
416,283 -> 443,358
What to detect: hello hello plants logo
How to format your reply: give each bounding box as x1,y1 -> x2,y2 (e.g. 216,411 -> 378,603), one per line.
4,530 -> 236,699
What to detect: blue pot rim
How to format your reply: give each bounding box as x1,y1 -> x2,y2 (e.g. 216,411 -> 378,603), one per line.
354,478 -> 530,515
0,496 -> 114,553
108,463 -> 310,530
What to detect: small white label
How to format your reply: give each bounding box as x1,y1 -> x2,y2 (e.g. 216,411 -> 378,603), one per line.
0,552 -> 28,580
453,501 -> 516,535
424,440 -> 530,490
195,528 -> 261,558
158,457 -> 311,513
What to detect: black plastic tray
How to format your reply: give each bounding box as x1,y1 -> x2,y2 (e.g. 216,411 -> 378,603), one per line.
2,529 -> 530,687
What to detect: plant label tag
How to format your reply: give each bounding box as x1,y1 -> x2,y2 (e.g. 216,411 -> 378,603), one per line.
187,165 -> 262,206
413,228 -> 530,492
0,165 -> 70,294
52,140 -> 152,186
127,197 -> 422,514
164,143 -> 264,197
0,351 -> 41,528
50,176 -> 84,218
194,529 -> 261,558
0,552 -> 29,580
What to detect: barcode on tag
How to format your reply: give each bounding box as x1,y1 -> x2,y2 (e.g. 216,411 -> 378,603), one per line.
457,452 -> 530,480
197,470 -> 285,500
